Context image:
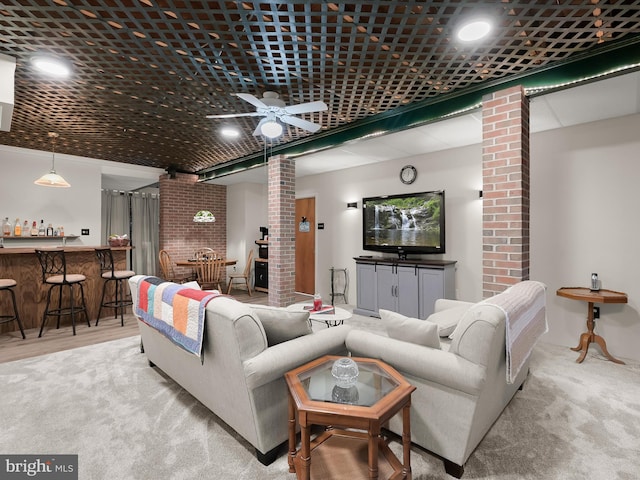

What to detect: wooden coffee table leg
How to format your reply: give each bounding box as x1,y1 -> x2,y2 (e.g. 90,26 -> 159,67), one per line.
571,332 -> 592,363
368,427 -> 379,479
402,403 -> 412,479
287,391 -> 296,473
300,423 -> 311,480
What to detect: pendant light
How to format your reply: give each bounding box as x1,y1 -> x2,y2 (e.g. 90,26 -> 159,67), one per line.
34,132 -> 70,188
193,178 -> 215,223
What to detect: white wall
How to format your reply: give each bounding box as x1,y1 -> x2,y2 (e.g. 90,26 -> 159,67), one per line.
0,144 -> 163,247
296,144 -> 484,305
226,182 -> 268,278
531,113 -> 640,362
227,112 -> 640,362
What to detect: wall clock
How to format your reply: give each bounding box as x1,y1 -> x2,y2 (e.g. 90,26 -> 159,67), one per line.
400,165 -> 417,184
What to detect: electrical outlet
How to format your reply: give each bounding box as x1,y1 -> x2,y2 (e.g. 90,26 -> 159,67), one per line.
593,306 -> 600,319
81,229 -> 90,235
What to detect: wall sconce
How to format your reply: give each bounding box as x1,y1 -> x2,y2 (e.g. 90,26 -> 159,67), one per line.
347,202 -> 358,209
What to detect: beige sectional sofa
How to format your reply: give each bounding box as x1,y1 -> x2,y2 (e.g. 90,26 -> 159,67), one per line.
346,280 -> 547,478
129,276 -> 350,465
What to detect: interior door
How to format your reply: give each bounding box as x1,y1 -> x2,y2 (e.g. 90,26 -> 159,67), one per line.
295,197 -> 315,294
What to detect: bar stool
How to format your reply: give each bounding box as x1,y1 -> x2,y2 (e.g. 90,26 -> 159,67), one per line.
0,277 -> 26,339
35,249 -> 90,337
95,248 -> 135,327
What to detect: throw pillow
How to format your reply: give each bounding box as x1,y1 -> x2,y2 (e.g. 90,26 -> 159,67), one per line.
426,305 -> 471,337
250,305 -> 312,346
379,309 -> 440,349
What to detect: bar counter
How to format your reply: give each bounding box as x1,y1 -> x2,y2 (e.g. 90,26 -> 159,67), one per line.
0,245 -> 132,335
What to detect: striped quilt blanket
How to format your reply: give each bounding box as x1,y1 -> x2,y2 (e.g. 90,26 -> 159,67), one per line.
135,276 -> 220,357
483,281 -> 548,384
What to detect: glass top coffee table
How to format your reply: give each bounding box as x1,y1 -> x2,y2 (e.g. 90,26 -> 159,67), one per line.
285,355 -> 416,480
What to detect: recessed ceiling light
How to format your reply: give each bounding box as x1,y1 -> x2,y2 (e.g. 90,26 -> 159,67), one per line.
31,54 -> 72,78
220,127 -> 240,138
457,19 -> 492,42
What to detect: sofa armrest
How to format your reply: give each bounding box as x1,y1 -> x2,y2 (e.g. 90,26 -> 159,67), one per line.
346,329 -> 486,396
243,325 -> 350,389
434,298 -> 474,313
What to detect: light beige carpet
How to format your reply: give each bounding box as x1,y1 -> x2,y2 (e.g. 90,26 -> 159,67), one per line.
1,309 -> 639,479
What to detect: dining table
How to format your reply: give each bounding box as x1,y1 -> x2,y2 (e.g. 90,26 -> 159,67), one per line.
176,258 -> 237,268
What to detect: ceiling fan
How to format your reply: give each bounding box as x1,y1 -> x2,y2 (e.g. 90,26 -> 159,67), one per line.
206,91 -> 327,138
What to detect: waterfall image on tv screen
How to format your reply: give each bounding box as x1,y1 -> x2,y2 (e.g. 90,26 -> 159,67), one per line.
362,190 -> 444,254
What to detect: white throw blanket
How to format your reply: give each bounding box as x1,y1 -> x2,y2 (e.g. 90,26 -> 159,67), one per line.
483,281 -> 548,384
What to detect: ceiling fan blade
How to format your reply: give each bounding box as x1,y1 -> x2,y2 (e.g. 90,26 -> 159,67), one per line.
284,101 -> 328,115
206,112 -> 262,119
280,115 -> 322,133
236,93 -> 268,109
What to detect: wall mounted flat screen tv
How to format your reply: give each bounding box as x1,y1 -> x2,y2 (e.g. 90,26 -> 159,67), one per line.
362,190 -> 445,257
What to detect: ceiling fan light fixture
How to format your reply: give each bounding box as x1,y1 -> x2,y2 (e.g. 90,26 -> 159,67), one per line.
457,18 -> 492,42
260,119 -> 283,138
31,54 -> 72,78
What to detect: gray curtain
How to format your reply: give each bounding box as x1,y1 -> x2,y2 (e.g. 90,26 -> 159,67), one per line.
130,192 -> 159,276
101,189 -> 159,276
101,190 -> 128,242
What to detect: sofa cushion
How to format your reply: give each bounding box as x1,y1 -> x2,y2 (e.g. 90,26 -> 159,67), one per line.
250,305 -> 312,346
426,304 -> 470,337
379,309 -> 440,349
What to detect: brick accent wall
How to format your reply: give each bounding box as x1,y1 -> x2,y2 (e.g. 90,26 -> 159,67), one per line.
159,172 -> 227,282
267,155 -> 296,306
482,86 -> 530,297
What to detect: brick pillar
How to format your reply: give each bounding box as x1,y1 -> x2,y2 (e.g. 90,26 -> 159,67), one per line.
267,155 -> 296,306
159,172 -> 227,281
481,86 -> 530,297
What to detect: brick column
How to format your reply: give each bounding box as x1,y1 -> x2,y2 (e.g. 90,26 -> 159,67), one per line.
482,86 -> 530,297
159,172 -> 227,280
267,154 -> 296,306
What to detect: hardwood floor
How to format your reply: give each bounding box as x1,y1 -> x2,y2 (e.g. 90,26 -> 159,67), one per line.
0,290 -> 311,364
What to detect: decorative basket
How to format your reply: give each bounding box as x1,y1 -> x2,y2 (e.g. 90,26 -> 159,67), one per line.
108,237 -> 130,247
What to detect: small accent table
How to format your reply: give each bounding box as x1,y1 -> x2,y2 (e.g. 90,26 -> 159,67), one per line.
286,303 -> 352,328
285,355 -> 416,480
556,287 -> 628,365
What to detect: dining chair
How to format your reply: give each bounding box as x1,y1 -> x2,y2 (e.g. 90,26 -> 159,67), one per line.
35,248 -> 90,337
227,249 -> 254,296
159,250 -> 194,283
95,248 -> 135,327
196,256 -> 226,291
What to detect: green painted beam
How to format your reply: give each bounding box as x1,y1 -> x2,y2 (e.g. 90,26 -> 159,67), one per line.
199,34 -> 640,181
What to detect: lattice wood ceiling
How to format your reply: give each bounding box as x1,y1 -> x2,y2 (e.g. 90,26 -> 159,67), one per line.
1,1 -> 640,174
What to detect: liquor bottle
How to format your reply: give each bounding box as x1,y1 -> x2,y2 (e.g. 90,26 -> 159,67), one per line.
46,223 -> 54,236
59,225 -> 65,237
31,221 -> 38,236
13,218 -> 21,237
21,220 -> 29,237
2,218 -> 10,237
38,220 -> 46,236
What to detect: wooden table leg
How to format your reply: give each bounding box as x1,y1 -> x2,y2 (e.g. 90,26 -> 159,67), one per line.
300,421 -> 311,480
402,402 -> 412,479
287,391 -> 297,473
571,301 -> 625,364
367,425 -> 380,479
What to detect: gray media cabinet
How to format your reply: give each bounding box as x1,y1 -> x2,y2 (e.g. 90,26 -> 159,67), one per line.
353,256 -> 456,319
